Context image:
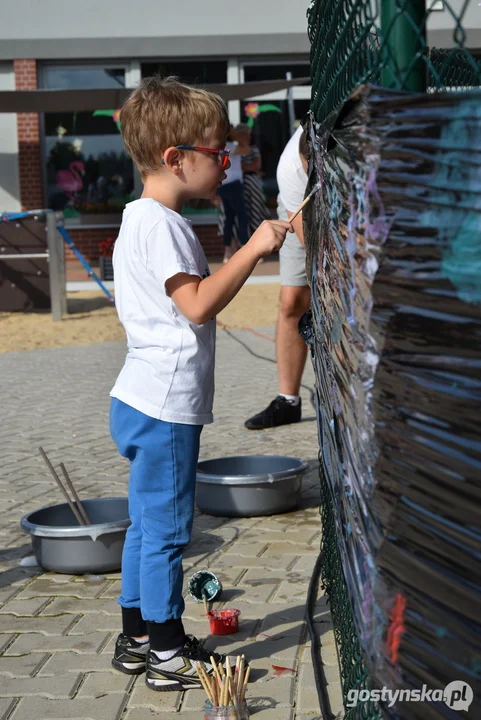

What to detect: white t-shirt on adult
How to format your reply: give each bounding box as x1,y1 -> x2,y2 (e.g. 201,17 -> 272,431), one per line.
222,141 -> 243,185
110,198 -> 215,425
276,125 -> 307,213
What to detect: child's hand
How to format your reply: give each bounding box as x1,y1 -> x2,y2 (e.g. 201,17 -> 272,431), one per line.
248,220 -> 293,258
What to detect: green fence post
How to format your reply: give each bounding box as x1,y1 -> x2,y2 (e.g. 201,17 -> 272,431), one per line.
381,0 -> 427,91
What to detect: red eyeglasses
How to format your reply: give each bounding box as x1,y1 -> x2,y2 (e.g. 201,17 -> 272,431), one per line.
176,145 -> 231,169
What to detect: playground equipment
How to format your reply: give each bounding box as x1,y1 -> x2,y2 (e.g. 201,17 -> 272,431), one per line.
0,209 -> 113,318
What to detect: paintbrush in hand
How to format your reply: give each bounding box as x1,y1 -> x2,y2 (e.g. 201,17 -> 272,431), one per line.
289,182 -> 321,224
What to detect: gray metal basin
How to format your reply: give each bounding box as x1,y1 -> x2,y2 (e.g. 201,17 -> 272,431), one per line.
20,497 -> 130,574
196,455 -> 308,517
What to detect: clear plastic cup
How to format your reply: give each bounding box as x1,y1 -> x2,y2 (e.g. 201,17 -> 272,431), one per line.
204,701 -> 249,719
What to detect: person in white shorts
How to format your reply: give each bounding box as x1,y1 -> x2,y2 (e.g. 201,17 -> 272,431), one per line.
245,126 -> 310,429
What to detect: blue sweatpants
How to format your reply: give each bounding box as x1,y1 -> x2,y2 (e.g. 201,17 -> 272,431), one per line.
110,398 -> 202,625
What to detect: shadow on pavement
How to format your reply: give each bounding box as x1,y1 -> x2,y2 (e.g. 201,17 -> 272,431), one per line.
207,600 -> 332,684
0,544 -> 40,589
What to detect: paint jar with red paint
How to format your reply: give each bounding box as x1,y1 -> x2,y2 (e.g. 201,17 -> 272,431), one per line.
207,608 -> 240,635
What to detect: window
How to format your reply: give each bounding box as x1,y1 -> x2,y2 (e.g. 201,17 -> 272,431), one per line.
41,66 -> 134,219
243,63 -> 310,85
43,67 -> 126,90
141,61 -> 227,85
239,62 -> 311,207
241,99 -> 310,208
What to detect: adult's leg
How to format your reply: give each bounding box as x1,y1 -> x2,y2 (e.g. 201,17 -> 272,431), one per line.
228,180 -> 249,245
276,285 -> 311,395
217,199 -> 226,243
217,184 -> 236,247
244,225 -> 309,430
244,174 -> 270,235
276,226 -> 310,395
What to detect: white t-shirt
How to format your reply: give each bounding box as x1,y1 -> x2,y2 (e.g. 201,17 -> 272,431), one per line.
276,125 -> 307,212
110,199 -> 215,425
222,141 -> 243,185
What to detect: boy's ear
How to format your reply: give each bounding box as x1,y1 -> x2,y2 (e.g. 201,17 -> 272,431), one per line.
162,146 -> 183,173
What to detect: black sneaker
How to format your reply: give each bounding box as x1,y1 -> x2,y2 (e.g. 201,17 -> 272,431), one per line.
244,395 -> 302,430
112,633 -> 149,675
145,635 -> 240,692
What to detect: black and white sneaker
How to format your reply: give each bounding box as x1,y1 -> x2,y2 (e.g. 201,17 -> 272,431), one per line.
112,633 -> 149,675
244,395 -> 302,430
145,635 -> 237,692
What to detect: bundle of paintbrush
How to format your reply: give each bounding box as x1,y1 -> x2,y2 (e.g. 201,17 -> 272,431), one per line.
196,654 -> 250,720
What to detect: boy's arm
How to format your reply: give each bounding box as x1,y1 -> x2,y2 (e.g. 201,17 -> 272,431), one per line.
166,220 -> 291,325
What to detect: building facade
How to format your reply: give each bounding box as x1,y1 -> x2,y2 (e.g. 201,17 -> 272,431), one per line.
1,0 -> 479,261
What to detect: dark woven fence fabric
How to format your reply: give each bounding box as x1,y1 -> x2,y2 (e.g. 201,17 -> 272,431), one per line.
304,87 -> 481,718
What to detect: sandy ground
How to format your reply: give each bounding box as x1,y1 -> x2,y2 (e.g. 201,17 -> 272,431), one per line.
0,284 -> 281,353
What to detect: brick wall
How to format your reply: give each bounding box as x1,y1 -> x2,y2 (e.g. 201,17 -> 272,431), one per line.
66,228 -> 116,264
67,222 -> 224,264
195,224 -> 224,259
14,60 -> 43,210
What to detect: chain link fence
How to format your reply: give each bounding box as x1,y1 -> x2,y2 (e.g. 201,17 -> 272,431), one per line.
318,456 -> 383,720
308,0 -> 481,124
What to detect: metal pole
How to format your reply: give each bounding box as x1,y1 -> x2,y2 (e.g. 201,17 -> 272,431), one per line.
381,0 -> 426,91
286,71 -> 296,136
56,224 -> 115,303
227,58 -> 241,126
46,211 -> 67,321
0,254 -> 48,260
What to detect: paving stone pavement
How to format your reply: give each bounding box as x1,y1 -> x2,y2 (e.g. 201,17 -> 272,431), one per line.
0,325 -> 343,720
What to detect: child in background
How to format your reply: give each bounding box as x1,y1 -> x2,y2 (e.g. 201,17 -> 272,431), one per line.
109,76 -> 292,691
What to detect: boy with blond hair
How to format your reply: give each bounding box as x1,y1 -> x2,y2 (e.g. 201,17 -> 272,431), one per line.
109,76 -> 292,691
